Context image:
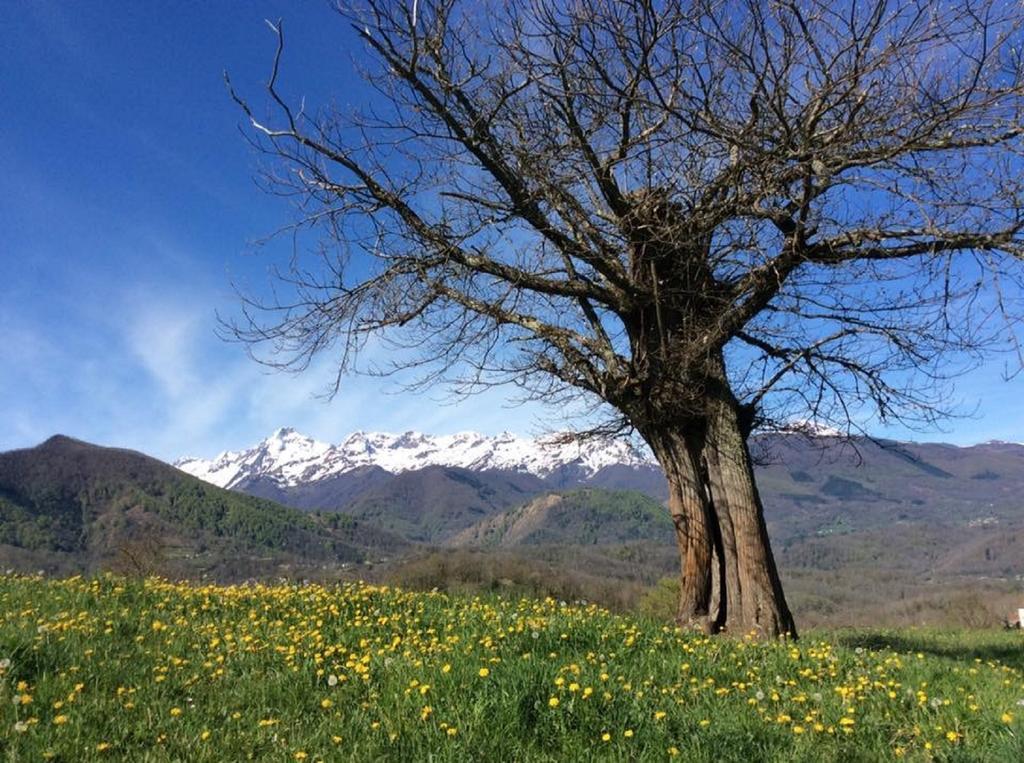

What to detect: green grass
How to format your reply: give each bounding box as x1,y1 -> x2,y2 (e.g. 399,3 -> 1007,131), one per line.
1,575 -> 1022,761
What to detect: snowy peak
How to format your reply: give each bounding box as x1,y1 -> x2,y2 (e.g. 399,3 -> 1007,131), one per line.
175,429 -> 655,489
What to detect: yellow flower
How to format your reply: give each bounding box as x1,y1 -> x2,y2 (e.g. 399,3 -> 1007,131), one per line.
793,725 -> 805,735
839,717 -> 855,727
169,707 -> 182,717
446,727 -> 458,737
96,742 -> 112,752
654,711 -> 667,721
699,719 -> 710,727
294,753 -> 308,761
668,747 -> 680,757
548,697 -> 560,708
601,732 -> 611,742
53,715 -> 68,725
478,668 -> 490,678
1002,712 -> 1014,724
624,729 -> 634,738
321,698 -> 334,709
201,730 -> 211,741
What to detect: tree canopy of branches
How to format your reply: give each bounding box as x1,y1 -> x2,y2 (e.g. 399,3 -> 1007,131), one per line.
226,0 -> 1024,637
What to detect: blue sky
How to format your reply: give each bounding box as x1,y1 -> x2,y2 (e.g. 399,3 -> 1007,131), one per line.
2,1 -> 1022,462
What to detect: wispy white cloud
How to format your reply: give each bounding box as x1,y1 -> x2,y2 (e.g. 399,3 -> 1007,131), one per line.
6,266 -> 561,462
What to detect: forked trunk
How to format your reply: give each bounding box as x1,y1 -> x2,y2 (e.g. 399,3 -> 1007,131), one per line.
702,394 -> 797,639
637,355 -> 796,639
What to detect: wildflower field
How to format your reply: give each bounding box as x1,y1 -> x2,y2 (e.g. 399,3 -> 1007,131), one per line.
0,575 -> 1021,761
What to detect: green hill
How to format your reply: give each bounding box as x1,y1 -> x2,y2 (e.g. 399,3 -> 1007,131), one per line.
0,436 -> 406,577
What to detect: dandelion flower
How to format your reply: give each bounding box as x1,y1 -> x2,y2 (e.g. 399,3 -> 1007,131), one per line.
548,697 -> 559,708
478,668 -> 490,678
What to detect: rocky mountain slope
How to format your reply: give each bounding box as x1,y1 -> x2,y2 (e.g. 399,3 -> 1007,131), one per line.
449,489 -> 672,548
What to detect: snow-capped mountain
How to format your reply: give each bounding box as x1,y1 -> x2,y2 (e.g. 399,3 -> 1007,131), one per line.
174,428 -> 656,490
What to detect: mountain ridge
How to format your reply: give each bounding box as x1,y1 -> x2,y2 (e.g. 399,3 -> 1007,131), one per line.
175,427 -> 656,488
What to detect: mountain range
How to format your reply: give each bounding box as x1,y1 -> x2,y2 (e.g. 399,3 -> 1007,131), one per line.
3,429 -> 1024,626
174,428 -> 655,489
172,429 -> 1024,597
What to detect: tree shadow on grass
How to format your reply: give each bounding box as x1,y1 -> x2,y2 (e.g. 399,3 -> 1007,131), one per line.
835,631 -> 1024,672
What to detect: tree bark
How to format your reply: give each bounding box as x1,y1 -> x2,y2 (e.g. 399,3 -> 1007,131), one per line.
643,427 -> 721,633
702,385 -> 797,639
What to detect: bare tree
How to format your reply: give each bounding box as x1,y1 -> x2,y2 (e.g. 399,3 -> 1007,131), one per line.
225,0 -> 1024,637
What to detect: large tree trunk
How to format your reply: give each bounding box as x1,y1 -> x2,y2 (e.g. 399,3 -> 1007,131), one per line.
636,358 -> 796,638
702,382 -> 797,639
643,427 -> 721,633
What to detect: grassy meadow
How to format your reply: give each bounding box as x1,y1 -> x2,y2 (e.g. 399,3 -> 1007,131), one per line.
1,575 -> 1022,761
